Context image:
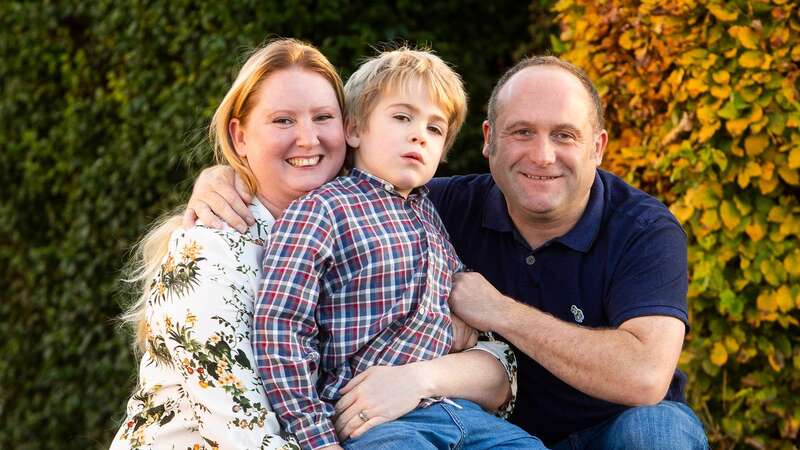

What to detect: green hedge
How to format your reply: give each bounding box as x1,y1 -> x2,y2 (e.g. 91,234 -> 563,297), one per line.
0,1 -> 554,448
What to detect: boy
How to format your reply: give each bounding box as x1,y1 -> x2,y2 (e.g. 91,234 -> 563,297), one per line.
253,48 -> 544,450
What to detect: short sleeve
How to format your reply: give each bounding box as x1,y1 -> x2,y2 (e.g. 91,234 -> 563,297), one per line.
466,332 -> 518,418
606,218 -> 689,329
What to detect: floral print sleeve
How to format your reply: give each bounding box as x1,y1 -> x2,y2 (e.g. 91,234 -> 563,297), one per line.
467,333 -> 518,418
112,201 -> 298,450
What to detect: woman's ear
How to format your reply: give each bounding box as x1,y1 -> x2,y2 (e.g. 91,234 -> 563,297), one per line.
344,119 -> 361,149
229,118 -> 247,157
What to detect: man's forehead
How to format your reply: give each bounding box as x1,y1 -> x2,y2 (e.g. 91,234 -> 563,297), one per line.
495,66 -> 593,122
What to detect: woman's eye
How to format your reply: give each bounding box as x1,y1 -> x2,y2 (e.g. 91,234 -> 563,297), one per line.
315,114 -> 334,122
273,118 -> 294,125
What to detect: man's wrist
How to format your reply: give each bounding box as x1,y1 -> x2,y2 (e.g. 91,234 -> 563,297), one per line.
490,293 -> 523,336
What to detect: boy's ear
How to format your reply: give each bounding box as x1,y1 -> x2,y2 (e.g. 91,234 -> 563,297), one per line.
344,119 -> 361,149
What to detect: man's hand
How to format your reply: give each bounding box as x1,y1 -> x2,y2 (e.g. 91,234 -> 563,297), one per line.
182,165 -> 254,232
449,313 -> 478,352
449,272 -> 512,332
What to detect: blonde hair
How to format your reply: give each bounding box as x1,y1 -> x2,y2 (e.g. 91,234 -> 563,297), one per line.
121,38 -> 343,354
344,46 -> 467,156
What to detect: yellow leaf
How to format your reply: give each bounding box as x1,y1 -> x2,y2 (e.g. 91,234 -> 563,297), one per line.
739,51 -> 764,68
776,285 -> 794,312
784,249 -> 800,276
619,30 -> 636,50
712,70 -> 730,84
697,104 -> 718,124
744,133 -> 770,156
710,342 -> 728,366
757,290 -> 778,312
778,166 -> 800,185
745,216 -> 766,241
768,205 -> 788,222
724,337 -> 740,352
708,4 -> 739,22
711,84 -> 731,98
670,201 -> 695,223
698,123 -> 720,142
701,209 -> 721,230
788,147 -> 800,169
686,78 -> 708,97
726,117 -> 750,136
759,175 -> 779,194
729,25 -> 760,50
720,201 -> 741,230
737,161 -> 762,188
768,353 -> 784,372
750,104 -> 764,123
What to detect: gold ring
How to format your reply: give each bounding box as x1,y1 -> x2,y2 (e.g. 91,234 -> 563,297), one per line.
358,410 -> 368,422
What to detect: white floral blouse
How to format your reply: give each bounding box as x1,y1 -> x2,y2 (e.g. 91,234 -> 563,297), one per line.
111,199 -> 298,450
111,198 -> 519,450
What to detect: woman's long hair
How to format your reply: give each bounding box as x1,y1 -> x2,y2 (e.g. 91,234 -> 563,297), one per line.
119,38 -> 344,355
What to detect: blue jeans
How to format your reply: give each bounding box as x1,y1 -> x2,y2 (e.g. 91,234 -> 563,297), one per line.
343,398 -> 547,450
551,401 -> 708,450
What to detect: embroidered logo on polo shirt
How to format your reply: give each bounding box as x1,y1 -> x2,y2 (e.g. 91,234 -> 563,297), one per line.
570,305 -> 584,323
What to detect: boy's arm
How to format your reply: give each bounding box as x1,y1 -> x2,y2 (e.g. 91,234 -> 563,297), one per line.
253,197 -> 340,450
334,349 -> 511,440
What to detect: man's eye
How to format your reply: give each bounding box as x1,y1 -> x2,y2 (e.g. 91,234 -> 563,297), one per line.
554,132 -> 575,141
513,129 -> 532,136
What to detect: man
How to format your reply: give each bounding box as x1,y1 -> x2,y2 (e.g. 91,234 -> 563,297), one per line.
185,55 -> 708,449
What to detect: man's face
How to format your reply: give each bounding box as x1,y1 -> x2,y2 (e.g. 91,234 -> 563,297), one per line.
483,66 -> 607,226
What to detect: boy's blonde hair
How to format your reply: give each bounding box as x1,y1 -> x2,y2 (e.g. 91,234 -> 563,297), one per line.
344,47 -> 467,155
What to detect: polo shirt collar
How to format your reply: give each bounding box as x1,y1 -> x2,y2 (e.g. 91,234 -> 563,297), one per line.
482,171 -> 605,253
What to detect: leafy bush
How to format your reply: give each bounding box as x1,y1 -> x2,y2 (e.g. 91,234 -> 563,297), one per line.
554,0 -> 800,448
0,1 -> 553,448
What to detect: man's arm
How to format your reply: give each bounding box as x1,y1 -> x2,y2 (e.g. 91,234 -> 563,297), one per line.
183,165 -> 254,232
449,272 -> 684,405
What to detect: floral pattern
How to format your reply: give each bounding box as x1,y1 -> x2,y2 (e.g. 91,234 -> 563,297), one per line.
111,199 -> 298,450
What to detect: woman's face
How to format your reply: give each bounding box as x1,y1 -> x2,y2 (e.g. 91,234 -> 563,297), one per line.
230,67 -> 346,216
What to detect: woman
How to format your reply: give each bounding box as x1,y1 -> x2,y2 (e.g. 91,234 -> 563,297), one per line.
112,38 -> 345,450
114,38 -> 515,450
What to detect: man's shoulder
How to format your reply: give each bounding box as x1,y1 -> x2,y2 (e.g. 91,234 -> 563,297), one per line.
599,169 -> 681,230
427,173 -> 495,210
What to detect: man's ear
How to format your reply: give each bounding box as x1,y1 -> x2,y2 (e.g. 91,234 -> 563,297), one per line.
229,119 -> 247,157
344,119 -> 361,149
481,120 -> 492,158
593,128 -> 608,166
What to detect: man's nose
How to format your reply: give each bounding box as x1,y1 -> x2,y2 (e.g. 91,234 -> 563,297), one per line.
529,136 -> 555,165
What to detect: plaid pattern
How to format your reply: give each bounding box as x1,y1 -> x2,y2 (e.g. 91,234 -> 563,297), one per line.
253,168 -> 463,450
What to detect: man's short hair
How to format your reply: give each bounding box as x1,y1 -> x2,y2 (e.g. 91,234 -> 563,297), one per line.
486,55 -> 604,132
344,47 -> 468,154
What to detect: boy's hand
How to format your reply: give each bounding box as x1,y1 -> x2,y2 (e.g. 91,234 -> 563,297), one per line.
450,313 -> 479,352
183,165 -> 254,232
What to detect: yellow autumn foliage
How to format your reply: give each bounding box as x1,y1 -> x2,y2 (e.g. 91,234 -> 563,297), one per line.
554,0 -> 800,447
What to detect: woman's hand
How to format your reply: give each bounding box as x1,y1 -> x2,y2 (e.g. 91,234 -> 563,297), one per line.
334,364 -> 429,442
450,313 -> 479,353
183,165 -> 254,232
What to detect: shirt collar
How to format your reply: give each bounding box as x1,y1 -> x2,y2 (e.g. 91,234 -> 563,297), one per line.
349,167 -> 429,197
482,170 -> 605,253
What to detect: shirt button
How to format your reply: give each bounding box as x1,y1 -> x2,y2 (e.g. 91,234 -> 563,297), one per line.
526,255 -> 536,265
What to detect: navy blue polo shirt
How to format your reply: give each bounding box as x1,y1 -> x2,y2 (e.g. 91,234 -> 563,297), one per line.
427,169 -> 689,445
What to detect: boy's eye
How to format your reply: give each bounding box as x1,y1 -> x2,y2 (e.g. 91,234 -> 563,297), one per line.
393,114 -> 411,122
428,125 -> 444,136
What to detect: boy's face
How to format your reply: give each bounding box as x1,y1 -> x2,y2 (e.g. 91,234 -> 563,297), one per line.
346,82 -> 448,197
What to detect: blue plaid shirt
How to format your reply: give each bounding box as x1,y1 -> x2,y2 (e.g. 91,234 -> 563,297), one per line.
253,168 -> 463,450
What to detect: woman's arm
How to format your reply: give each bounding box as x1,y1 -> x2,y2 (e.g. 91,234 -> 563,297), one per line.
148,225 -> 293,449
